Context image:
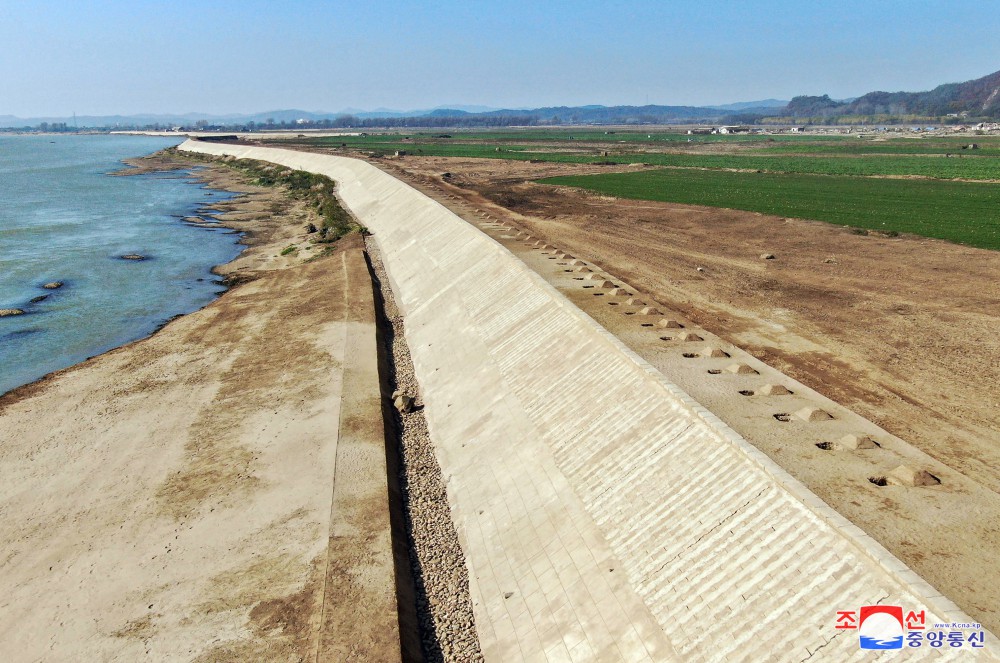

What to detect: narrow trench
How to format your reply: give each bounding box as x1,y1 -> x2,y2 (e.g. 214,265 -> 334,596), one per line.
365,235 -> 484,663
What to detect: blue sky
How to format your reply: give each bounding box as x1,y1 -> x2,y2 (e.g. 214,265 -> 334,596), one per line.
1,0 -> 999,116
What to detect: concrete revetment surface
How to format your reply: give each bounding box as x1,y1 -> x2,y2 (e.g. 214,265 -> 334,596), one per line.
180,140 -> 999,662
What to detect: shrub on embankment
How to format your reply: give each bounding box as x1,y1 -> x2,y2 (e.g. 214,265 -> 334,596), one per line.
175,149 -> 365,242
228,158 -> 365,242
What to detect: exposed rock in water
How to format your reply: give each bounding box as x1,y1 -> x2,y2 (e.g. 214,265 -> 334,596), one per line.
120,254 -> 146,261
0,308 -> 26,317
29,295 -> 49,304
42,281 -> 64,289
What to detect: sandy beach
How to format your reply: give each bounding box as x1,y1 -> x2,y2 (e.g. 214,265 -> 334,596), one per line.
0,155 -> 399,661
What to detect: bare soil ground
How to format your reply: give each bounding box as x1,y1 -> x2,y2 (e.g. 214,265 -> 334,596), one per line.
0,161 -> 399,661
387,155 -> 1000,491
368,154 -> 1000,630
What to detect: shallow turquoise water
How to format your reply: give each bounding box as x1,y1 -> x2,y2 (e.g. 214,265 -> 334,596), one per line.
0,135 -> 245,396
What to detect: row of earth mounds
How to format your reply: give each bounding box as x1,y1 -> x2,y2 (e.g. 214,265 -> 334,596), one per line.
1,254 -> 151,317
482,219 -> 950,495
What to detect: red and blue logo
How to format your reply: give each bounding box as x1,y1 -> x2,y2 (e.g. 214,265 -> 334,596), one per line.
858,606 -> 905,650
837,605 -> 985,649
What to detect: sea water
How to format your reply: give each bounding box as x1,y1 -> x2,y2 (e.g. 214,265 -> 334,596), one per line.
0,134 -> 245,396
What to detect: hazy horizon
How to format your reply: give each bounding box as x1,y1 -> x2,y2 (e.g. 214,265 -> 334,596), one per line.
2,0 -> 999,117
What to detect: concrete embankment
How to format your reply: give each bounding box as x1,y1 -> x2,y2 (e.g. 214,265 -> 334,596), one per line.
181,140 -> 999,661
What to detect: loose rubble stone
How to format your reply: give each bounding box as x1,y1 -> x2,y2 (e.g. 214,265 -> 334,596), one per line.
367,236 -> 483,663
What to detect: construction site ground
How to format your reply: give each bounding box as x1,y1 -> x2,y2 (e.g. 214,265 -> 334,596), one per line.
367,153 -> 1000,633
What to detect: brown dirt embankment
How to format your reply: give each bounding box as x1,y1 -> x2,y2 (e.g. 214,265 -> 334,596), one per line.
386,155 -> 1000,496
368,154 -> 1000,633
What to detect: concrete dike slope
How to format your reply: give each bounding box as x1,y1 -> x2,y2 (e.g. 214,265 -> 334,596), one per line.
180,140 -> 998,661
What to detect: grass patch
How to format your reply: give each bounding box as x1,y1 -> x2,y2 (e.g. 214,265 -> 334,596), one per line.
539,168 -> 1000,250
305,245 -> 337,262
280,244 -> 298,256
179,151 -> 366,242
289,135 -> 1000,181
225,159 -> 364,241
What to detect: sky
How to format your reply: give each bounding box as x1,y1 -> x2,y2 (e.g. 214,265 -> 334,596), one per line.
2,0 -> 999,117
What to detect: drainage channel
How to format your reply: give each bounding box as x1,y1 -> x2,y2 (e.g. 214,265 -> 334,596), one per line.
365,235 -> 484,663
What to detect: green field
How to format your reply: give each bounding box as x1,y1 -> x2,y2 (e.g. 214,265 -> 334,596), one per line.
294,129 -> 849,145
760,140 -> 1000,157
284,130 -> 1000,249
294,133 -> 1000,180
538,168 -> 1000,250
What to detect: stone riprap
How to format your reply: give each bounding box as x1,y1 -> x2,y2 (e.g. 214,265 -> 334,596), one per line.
180,140 -> 998,662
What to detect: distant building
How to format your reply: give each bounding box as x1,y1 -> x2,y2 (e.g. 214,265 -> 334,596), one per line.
789,126 -> 805,133
687,127 -> 713,135
717,126 -> 751,134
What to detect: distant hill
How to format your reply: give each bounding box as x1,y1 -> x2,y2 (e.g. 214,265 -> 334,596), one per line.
9,72 -> 1000,131
473,104 -> 723,122
707,99 -> 788,111
783,69 -> 1000,119
0,104 -> 737,129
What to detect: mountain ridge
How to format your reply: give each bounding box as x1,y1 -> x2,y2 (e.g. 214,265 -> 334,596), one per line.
4,69 -> 1000,129
786,68 -> 1000,118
